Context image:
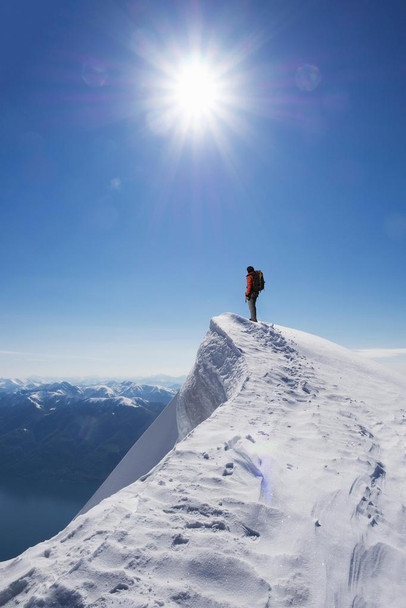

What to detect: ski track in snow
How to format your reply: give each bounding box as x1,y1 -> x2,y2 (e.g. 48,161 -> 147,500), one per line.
0,313 -> 405,607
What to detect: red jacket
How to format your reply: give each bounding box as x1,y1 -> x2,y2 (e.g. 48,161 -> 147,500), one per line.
245,271 -> 255,297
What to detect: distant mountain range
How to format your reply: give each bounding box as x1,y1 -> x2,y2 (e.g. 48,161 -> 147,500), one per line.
0,380 -> 176,486
0,375 -> 186,391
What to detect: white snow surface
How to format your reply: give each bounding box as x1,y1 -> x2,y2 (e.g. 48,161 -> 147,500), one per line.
1,313 -> 405,607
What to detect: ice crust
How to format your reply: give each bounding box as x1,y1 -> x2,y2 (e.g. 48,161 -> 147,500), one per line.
0,313 -> 405,607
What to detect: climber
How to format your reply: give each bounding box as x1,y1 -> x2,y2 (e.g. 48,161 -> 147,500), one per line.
245,266 -> 265,322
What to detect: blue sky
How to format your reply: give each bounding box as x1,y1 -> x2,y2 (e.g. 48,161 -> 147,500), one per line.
1,0 -> 405,378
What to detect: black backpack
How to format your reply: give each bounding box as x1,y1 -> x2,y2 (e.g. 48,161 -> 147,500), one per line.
252,270 -> 265,292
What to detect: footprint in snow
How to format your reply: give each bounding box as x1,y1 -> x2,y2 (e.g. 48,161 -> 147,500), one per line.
222,462 -> 234,476
172,534 -> 189,546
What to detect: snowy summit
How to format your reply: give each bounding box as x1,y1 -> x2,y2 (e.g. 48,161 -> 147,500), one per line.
0,313 -> 405,607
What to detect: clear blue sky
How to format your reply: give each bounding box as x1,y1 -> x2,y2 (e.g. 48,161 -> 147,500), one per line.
1,0 -> 405,378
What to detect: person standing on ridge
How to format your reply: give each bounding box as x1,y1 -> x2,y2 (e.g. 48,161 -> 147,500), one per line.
245,266 -> 265,322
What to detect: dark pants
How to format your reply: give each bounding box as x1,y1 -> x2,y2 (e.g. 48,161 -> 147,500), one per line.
247,292 -> 258,322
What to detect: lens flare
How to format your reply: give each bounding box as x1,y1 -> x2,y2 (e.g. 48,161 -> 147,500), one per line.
82,59 -> 108,87
295,64 -> 321,92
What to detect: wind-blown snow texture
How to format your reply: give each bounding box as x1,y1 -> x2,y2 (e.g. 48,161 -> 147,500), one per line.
1,313 -> 405,607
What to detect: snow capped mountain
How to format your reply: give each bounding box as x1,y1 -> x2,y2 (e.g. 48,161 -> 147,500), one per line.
0,378 -> 29,393
15,375 -> 185,390
81,384 -> 116,399
28,381 -> 83,406
1,313 -> 405,607
80,381 -> 178,404
0,381 -> 175,411
117,382 -> 178,402
0,381 -> 176,488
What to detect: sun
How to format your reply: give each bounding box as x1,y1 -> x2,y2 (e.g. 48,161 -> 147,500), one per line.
141,52 -> 233,136
172,60 -> 220,121
137,38 -> 255,142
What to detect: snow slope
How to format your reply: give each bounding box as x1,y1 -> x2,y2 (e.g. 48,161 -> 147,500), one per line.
80,316 -> 247,515
0,313 -> 405,607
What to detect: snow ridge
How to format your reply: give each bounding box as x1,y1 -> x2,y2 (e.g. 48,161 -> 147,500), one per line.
176,315 -> 247,439
0,313 -> 405,607
78,315 -> 247,515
